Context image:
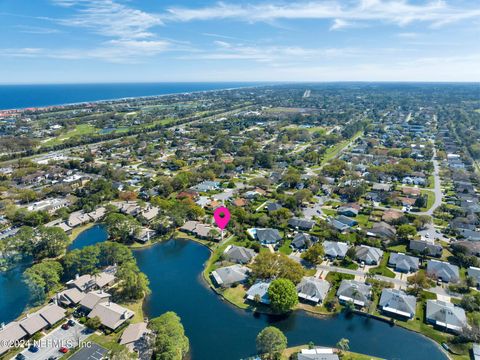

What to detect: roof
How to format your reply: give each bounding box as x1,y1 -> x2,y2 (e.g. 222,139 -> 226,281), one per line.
288,218 -> 316,230
256,228 -> 281,244
409,240 -> 443,256
426,300 -> 467,332
323,241 -> 350,258
38,303 -> 66,326
297,277 -> 330,303
95,272 -> 116,288
211,265 -> 249,286
388,253 -> 419,272
88,302 -> 134,330
223,245 -> 256,264
427,260 -> 460,283
19,313 -> 48,336
0,322 -> 27,355
119,322 -> 149,345
379,288 -> 416,317
246,282 -> 271,304
57,288 -> 85,306
266,202 -> 282,212
468,267 -> 480,283
67,274 -> 94,291
336,280 -> 371,306
355,245 -> 383,264
292,232 -> 315,249
80,291 -> 111,311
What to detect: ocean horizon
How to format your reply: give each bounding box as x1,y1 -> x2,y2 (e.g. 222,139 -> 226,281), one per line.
0,82 -> 264,110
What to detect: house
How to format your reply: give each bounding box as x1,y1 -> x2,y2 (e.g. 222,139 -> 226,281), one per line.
382,210 -> 404,223
409,239 -> 443,257
134,227 -> 156,243
337,206 -> 359,217
246,282 -> 271,304
223,245 -> 256,264
88,302 -> 134,330
335,215 -> 357,227
232,198 -> 247,207
379,288 -> 416,319
180,220 -> 220,240
66,274 -> 96,292
426,300 -> 467,333
18,314 -> 48,337
296,277 -> 330,304
55,288 -> 86,307
468,267 -> 480,287
426,260 -> 460,283
87,207 -> 107,222
68,211 -> 91,227
330,219 -> 350,232
288,218 -> 316,231
368,222 -> 396,240
119,322 -> 150,352
355,245 -> 383,265
255,228 -> 282,244
297,348 -> 339,360
323,241 -> 350,259
211,264 -> 250,287
192,181 -> 220,192
37,303 -> 66,327
372,183 -> 392,192
79,290 -> 111,312
139,206 -> 159,221
336,280 -> 371,307
0,322 -> 27,356
291,232 -> 316,250
388,253 -> 419,273
266,202 -> 283,212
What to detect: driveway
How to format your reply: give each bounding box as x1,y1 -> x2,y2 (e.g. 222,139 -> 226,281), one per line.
316,264 -> 408,287
18,320 -> 89,360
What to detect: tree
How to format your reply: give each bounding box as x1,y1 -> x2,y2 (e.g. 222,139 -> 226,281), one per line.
35,226 -> 69,260
251,252 -> 305,284
301,243 -> 324,265
256,326 -> 287,360
149,312 -> 189,360
397,224 -> 417,241
336,338 -> 350,354
407,271 -> 431,295
105,213 -> 141,244
115,261 -> 150,301
268,278 -> 298,313
24,261 -> 63,305
86,316 -> 102,330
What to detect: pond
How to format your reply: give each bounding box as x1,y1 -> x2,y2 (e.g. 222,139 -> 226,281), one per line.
0,224 -> 109,324
134,238 -> 448,360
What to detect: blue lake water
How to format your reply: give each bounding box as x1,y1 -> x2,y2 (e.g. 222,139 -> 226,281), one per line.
68,224 -> 108,251
0,82 -> 260,110
134,238 -> 447,360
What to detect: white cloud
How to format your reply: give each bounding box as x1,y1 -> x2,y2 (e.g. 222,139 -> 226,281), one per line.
52,0 -> 163,39
162,0 -> 480,28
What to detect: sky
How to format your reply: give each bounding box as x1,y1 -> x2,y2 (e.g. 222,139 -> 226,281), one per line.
0,0 -> 479,84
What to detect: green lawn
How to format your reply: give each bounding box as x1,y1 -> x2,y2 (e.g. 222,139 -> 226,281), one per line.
387,244 -> 407,253
368,254 -> 395,278
45,124 -> 98,146
320,131 -> 363,166
420,190 -> 435,212
279,240 -> 293,255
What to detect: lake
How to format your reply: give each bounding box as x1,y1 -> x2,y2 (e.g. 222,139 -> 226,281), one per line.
68,224 -> 108,251
134,238 -> 447,360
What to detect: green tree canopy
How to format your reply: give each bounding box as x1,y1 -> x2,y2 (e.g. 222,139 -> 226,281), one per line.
256,326 -> 287,359
268,278 -> 298,313
149,312 -> 190,360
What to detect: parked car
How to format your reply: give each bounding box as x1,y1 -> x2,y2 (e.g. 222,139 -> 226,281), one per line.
59,347 -> 69,354
67,319 -> 75,326
28,345 -> 39,353
15,354 -> 26,360
61,323 -> 70,330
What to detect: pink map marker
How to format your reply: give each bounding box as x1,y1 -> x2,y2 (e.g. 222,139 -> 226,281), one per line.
213,206 -> 231,230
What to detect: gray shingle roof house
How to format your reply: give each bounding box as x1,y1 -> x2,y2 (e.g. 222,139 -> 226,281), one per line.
88,302 -> 134,330
266,202 -> 283,212
56,288 -> 86,307
388,253 -> 419,273
79,290 -> 111,311
379,288 -> 416,319
355,245 -> 383,265
211,265 -> 250,287
119,322 -> 150,352
369,221 -> 397,240
296,277 -> 330,304
288,218 -> 316,231
426,300 -> 467,332
192,180 -> 220,192
426,260 -> 460,283
37,303 -> 66,326
330,219 -> 350,232
468,266 -> 480,287
335,215 -> 357,227
255,228 -> 282,244
0,322 -> 27,355
323,241 -> 350,259
223,245 -> 256,264
336,280 -> 371,307
246,282 -> 271,304
18,313 -> 48,336
291,232 -> 316,250
409,239 -> 442,257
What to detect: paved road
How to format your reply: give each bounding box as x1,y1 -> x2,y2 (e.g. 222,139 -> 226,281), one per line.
416,146 -> 443,216
316,264 -> 408,287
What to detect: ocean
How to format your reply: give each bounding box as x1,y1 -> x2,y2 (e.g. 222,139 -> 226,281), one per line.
0,82 -> 261,110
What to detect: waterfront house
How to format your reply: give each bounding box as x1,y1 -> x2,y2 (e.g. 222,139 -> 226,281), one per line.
68,211 -> 91,228
323,241 -> 350,259
79,290 -> 111,312
336,280 -> 371,307
296,277 -> 330,304
0,322 -> 27,356
426,300 -> 467,333
426,260 -> 460,283
55,288 -> 86,307
246,282 -> 271,304
119,322 -> 150,352
388,253 -> 419,273
211,264 -> 250,287
88,302 -> 134,331
297,348 -> 339,360
355,245 -> 383,265
379,288 -> 416,319
223,245 -> 256,264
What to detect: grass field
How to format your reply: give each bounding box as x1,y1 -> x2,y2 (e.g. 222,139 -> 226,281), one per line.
420,190 -> 435,212
45,124 -> 98,146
